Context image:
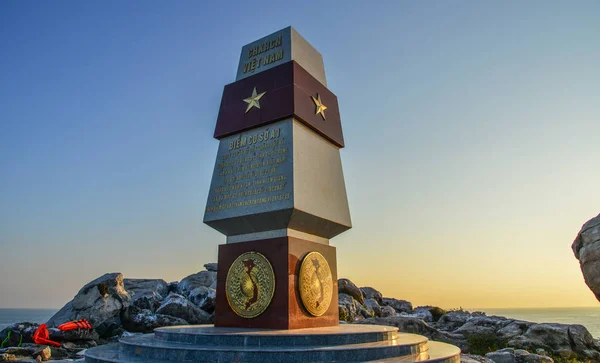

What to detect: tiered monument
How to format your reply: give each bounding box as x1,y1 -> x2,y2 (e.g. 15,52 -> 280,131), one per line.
85,27 -> 461,363
204,26 -> 350,330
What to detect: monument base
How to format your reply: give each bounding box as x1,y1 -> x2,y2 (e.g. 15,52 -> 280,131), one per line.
84,324 -> 461,363
214,236 -> 338,329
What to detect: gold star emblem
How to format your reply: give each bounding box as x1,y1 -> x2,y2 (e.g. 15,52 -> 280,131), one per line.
243,87 -> 266,113
311,93 -> 327,120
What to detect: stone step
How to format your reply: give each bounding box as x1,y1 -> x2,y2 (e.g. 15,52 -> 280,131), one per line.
154,324 -> 399,346
117,333 -> 428,362
84,324 -> 462,363
85,340 -> 460,363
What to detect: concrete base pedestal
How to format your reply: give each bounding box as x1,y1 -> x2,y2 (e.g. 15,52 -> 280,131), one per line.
85,324 -> 461,363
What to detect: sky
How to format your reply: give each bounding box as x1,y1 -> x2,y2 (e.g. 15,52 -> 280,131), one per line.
1,1 -> 599,310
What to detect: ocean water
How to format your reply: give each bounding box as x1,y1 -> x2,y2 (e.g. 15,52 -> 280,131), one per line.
1,307 -> 599,339
481,307 -> 600,338
0,308 -> 57,331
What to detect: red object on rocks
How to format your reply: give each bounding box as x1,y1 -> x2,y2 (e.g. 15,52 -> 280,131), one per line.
58,319 -> 92,331
32,324 -> 61,347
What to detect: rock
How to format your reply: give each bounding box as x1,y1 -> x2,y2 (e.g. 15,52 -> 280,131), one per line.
0,323 -> 39,345
572,213 -> 600,302
188,286 -> 216,313
123,279 -> 168,311
338,293 -> 363,322
177,271 -> 217,296
156,293 -> 211,324
31,346 -> 50,361
434,310 -> 472,331
359,287 -> 382,304
0,354 -> 16,361
204,263 -> 218,272
412,306 -> 434,322
485,348 -> 553,363
355,316 -> 461,347
49,327 -> 99,342
167,282 -> 178,293
485,350 -> 516,363
380,305 -> 396,317
124,309 -> 188,333
461,354 -> 495,363
508,323 -> 599,361
121,278 -> 169,330
46,273 -> 130,338
496,321 -> 533,340
381,297 -> 412,313
338,279 -> 364,305
364,298 -> 382,317
453,316 -> 513,337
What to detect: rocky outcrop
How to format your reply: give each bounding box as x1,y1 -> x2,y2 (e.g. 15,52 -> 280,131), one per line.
485,348 -> 553,363
381,297 -> 412,313
46,273 -> 130,337
177,271 -> 217,296
572,213 -> 600,302
338,279 -> 364,305
125,309 -> 188,333
156,294 -> 211,325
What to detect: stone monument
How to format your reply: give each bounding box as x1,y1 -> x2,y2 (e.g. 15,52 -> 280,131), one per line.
203,26 -> 350,330
84,26 -> 461,363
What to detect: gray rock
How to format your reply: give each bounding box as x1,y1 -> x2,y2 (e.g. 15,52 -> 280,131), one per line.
453,316 -> 513,337
508,323 -> 599,361
572,213 -> 600,302
204,263 -> 218,272
380,305 -> 396,317
49,327 -> 99,342
496,321 -> 533,340
0,323 -> 38,345
461,354 -> 495,363
121,278 -> 169,329
156,293 -> 211,324
412,306 -> 434,322
338,293 -> 362,322
177,271 -> 217,297
188,287 -> 216,313
363,298 -> 382,317
338,279 -> 364,305
167,282 -> 178,293
125,309 -> 188,333
32,346 -> 51,361
434,310 -> 472,331
485,350 -> 516,363
359,287 -> 383,304
355,316 -> 462,347
46,273 -> 130,338
381,297 -> 412,313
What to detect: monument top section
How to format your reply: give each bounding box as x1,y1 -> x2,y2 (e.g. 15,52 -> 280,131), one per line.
236,26 -> 327,86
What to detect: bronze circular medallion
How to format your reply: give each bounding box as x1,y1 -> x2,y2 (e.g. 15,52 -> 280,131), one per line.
299,251 -> 333,317
225,251 -> 275,318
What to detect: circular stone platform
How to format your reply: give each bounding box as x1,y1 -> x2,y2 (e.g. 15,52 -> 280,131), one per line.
85,324 -> 460,363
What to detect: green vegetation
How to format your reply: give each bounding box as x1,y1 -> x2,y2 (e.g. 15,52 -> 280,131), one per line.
429,307 -> 447,322
466,333 -> 508,356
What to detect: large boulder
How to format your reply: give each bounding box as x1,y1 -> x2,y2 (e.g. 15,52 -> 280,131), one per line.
381,297 -> 412,313
360,287 -> 383,305
47,273 -> 130,337
121,279 -> 169,328
453,316 -> 513,337
508,323 -> 600,361
123,309 -> 188,333
355,316 -> 464,347
338,279 -> 364,305
363,298 -> 382,317
572,213 -> 600,302
338,293 -> 364,322
485,348 -> 553,363
177,271 -> 217,296
188,287 -> 216,313
434,310 -> 473,331
156,293 -> 211,324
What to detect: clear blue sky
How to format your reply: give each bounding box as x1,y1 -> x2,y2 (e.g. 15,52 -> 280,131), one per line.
1,1 -> 599,309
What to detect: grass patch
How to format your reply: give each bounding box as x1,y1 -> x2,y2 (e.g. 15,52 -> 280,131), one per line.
466,333 -> 508,355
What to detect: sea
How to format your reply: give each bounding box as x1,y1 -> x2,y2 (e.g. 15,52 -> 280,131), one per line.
1,307 -> 599,338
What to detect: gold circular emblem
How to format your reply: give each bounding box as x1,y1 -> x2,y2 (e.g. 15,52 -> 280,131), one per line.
225,251 -> 275,318
299,251 -> 333,317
